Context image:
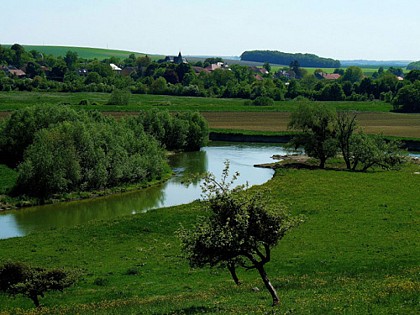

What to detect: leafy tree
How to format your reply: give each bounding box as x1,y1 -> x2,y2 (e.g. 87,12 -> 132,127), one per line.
342,66 -> 363,83
64,51 -> 78,70
263,62 -> 271,73
392,81 -> 420,112
178,162 -> 296,306
405,70 -> 420,83
349,133 -> 405,171
319,82 -> 345,101
288,104 -> 338,168
336,111 -> 358,169
0,261 -> 77,308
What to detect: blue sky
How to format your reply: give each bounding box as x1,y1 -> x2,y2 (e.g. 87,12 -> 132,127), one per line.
1,0 -> 419,60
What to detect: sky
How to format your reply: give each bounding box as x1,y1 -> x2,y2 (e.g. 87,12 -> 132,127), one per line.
1,0 -> 419,61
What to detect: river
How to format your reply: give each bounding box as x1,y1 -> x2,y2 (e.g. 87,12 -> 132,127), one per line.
0,142 -> 293,240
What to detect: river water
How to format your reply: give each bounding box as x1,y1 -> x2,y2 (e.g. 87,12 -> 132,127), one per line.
0,142 -> 293,239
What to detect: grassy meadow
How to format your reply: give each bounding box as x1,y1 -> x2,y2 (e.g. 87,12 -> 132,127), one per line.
0,161 -> 418,314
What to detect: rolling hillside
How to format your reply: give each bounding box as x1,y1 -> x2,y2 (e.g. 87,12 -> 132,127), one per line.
3,44 -> 162,60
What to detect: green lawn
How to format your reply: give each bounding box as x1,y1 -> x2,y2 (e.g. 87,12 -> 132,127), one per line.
0,91 -> 393,113
0,162 -> 418,314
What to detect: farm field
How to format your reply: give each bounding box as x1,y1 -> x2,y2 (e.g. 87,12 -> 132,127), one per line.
1,92 -> 419,139
0,162 -> 418,314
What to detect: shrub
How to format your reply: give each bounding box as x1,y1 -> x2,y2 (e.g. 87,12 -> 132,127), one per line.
107,89 -> 130,105
252,96 -> 274,106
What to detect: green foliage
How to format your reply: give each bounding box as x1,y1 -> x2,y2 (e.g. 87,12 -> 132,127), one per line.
406,60 -> 420,70
0,261 -> 77,308
342,66 -> 364,83
288,104 -> 338,168
126,109 -> 208,151
107,89 -> 131,105
178,162 -> 296,306
393,81 -> 420,112
241,50 -> 340,68
15,119 -> 167,198
252,96 -> 275,106
349,133 -> 406,171
0,105 -> 88,165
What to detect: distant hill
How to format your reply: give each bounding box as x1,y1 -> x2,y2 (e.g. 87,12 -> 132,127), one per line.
3,44 -> 162,60
340,60 -> 411,68
407,61 -> 420,70
240,50 -> 340,68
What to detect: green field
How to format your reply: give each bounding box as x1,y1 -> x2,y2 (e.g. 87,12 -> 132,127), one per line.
2,91 -> 420,140
2,45 -> 162,61
0,91 -> 393,113
0,161 -> 418,314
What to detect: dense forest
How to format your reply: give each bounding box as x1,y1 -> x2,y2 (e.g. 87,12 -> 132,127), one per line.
240,50 -> 341,68
1,44 -> 420,112
0,105 -> 208,199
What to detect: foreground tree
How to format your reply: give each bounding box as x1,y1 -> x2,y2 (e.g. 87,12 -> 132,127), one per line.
178,162 -> 296,306
288,104 -> 338,168
336,111 -> 358,170
0,261 -> 77,308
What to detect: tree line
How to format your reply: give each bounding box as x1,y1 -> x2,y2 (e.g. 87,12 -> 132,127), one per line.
241,50 -> 341,68
0,106 -> 208,199
1,44 -> 420,112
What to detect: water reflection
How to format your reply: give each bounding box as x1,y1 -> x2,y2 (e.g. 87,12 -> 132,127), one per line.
0,142 -> 288,239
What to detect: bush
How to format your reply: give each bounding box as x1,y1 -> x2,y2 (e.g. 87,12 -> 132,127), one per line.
252,96 -> 274,106
107,89 -> 131,105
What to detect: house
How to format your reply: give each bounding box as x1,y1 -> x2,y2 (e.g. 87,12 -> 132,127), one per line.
204,62 -> 230,72
1,66 -> 26,78
250,66 -> 269,75
163,52 -> 188,64
322,73 -> 341,80
110,63 -> 122,71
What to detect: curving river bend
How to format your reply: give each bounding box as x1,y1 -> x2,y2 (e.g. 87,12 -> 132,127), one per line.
0,142 -> 293,239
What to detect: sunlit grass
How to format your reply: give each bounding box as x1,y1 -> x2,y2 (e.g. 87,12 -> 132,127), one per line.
0,162 -> 418,314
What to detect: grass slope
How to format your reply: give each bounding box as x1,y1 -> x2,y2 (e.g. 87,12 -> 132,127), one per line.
0,162 -> 418,314
3,45 -> 162,61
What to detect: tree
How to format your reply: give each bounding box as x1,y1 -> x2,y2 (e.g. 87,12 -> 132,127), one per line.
178,162 -> 296,306
263,62 -> 271,73
336,111 -> 358,169
64,51 -> 78,70
288,104 -> 338,168
392,81 -> 420,112
349,133 -> 405,171
0,261 -> 77,308
342,66 -> 363,83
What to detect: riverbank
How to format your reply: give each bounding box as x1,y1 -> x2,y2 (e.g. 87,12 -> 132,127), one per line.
0,161 -> 418,314
209,131 -> 420,151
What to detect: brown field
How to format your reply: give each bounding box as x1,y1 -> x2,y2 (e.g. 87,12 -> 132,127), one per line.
201,112 -> 420,138
1,111 -> 419,139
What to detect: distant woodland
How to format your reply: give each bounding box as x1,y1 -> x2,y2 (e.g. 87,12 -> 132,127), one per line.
240,50 -> 341,68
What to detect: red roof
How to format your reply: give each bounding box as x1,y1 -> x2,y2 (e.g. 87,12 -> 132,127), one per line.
322,73 -> 341,80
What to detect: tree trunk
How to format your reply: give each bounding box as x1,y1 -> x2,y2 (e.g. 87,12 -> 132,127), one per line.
227,262 -> 241,285
256,265 -> 279,306
30,293 -> 40,308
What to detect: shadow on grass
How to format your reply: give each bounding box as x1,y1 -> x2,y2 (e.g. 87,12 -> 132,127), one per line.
152,305 -> 218,315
